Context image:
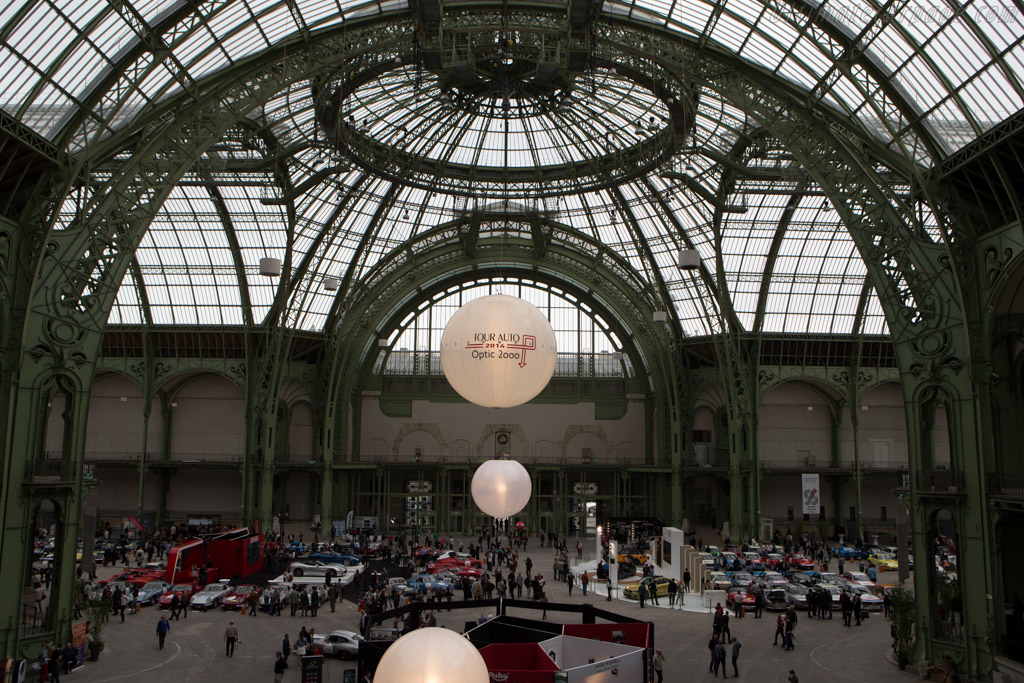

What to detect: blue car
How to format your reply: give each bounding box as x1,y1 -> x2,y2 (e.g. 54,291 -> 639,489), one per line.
309,551 -> 361,566
834,546 -> 866,560
286,541 -> 309,554
407,574 -> 453,593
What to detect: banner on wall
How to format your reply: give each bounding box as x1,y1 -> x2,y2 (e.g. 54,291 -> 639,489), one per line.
801,474 -> 820,515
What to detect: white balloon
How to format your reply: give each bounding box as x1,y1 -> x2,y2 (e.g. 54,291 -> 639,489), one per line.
374,627 -> 489,683
471,459 -> 532,519
440,294 -> 557,408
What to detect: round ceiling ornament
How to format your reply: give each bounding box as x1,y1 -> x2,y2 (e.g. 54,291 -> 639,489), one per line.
440,294 -> 557,408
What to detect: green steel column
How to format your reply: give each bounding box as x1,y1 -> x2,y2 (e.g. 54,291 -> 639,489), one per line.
850,409 -> 863,541
52,387 -> 91,650
136,404 -> 151,520
155,401 -> 173,526
0,380 -> 48,658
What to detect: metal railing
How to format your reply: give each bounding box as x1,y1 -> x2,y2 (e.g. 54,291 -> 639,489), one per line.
30,459 -> 78,483
22,603 -> 44,635
988,473 -> 1024,499
919,469 -> 964,493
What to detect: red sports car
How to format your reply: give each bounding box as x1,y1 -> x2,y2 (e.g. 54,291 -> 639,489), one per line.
726,587 -> 756,613
221,585 -> 262,610
787,554 -> 815,570
158,584 -> 196,608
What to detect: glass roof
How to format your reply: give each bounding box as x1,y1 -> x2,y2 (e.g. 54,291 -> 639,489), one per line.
10,0 -> 1024,339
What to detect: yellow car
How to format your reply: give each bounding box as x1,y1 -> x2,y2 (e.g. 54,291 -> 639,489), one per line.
868,553 -> 898,571
623,576 -> 671,600
617,550 -> 650,565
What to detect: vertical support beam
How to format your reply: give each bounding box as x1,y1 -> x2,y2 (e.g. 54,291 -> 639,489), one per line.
851,409 -> 864,541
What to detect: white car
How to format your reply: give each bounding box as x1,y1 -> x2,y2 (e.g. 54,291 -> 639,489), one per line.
290,560 -> 348,578
313,630 -> 364,658
844,572 -> 878,590
190,582 -> 232,610
761,571 -> 788,588
388,578 -> 416,596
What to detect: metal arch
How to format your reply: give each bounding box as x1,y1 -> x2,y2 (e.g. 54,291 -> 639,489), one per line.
205,182 -> 254,327
765,0 -> 945,164
322,239 -> 679,411
321,182 -> 401,331
279,173 -> 374,327
753,189 -> 808,334
128,256 -> 153,326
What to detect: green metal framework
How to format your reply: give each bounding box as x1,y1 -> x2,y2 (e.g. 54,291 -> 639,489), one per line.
0,0 -> 1023,679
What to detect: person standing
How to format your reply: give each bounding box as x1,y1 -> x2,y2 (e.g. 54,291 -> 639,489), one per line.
713,639 -> 728,678
773,614 -> 785,646
788,671 -> 799,683
708,634 -> 719,672
170,593 -> 180,620
282,634 -> 291,661
274,651 -> 288,683
731,637 -> 742,677
606,577 -> 613,601
566,571 -> 574,596
49,644 -> 61,683
224,621 -> 239,657
653,649 -> 664,683
637,581 -> 647,608
156,616 -> 170,650
119,591 -> 129,622
35,583 -> 46,620
329,584 -> 338,612
683,568 -> 691,594
61,643 -> 75,674
667,579 -> 677,607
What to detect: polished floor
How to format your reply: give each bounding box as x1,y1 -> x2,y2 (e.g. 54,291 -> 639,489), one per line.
62,532 -> 917,683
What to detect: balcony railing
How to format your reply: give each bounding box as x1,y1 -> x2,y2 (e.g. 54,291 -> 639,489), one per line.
30,459 -> 78,483
988,473 -> 1024,499
919,469 -> 965,494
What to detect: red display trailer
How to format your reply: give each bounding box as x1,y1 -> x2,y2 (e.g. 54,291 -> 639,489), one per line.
164,528 -> 263,584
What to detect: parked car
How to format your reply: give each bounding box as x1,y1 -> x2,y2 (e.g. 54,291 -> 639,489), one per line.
728,571 -> 754,587
764,588 -> 790,611
759,571 -> 789,588
408,574 -> 454,593
388,578 -> 416,596
743,552 -> 765,570
835,545 -> 865,560
221,585 -> 262,610
843,572 -> 878,591
810,572 -> 842,585
314,630 -> 364,659
698,553 -> 715,567
789,571 -> 816,586
765,553 -> 786,570
432,551 -> 483,567
726,587 -> 756,613
623,576 -> 671,600
290,559 -> 347,578
286,541 -> 309,554
708,572 -> 733,591
867,553 -> 898,571
136,580 -> 171,605
782,583 -> 810,610
309,551 -> 361,567
786,554 -> 815,570
190,582 -> 233,610
846,584 -> 884,611
159,584 -> 196,608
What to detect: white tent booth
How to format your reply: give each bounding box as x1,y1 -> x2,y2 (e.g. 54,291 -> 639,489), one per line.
538,635 -> 645,682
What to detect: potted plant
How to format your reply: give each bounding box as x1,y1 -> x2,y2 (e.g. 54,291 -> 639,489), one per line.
888,586 -> 916,669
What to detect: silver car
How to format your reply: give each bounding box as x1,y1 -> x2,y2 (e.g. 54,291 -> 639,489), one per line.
137,580 -> 171,605
190,582 -> 232,610
782,583 -> 809,610
314,630 -> 363,659
290,559 -> 347,578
